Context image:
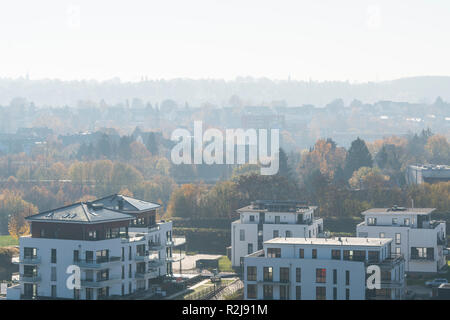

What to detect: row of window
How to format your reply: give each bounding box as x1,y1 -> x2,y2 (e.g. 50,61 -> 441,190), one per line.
247,284 -> 350,300
367,217 -> 414,227
247,266 -> 350,285
265,247 -> 382,262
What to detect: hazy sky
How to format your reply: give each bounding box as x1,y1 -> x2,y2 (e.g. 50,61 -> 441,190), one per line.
1,0 -> 450,82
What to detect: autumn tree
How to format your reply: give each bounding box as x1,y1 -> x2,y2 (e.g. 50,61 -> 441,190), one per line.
344,137 -> 372,179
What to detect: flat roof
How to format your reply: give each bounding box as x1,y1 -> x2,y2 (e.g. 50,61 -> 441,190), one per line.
361,208 -> 435,215
237,205 -> 317,213
265,237 -> 391,247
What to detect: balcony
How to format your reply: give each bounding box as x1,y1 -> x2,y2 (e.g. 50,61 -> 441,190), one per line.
20,274 -> 41,283
148,242 -> 163,250
148,258 -> 164,268
74,256 -> 121,269
135,251 -> 150,261
12,255 -> 41,265
410,255 -> 434,261
166,256 -> 184,263
135,270 -> 159,279
81,275 -> 120,288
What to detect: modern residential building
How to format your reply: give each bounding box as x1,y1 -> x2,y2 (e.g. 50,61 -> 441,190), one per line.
356,206 -> 446,273
7,194 -> 184,300
231,200 -> 323,267
243,237 -> 405,300
405,164 -> 450,185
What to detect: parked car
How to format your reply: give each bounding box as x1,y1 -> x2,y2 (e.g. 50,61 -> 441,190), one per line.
425,278 -> 448,287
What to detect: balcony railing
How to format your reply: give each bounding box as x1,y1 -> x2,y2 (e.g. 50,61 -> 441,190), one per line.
148,242 -> 163,250
74,256 -> 121,269
12,255 -> 41,264
20,274 -> 41,283
80,275 -> 120,288
410,255 -> 434,261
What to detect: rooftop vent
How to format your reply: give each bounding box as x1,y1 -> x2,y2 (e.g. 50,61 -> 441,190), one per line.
388,205 -> 407,212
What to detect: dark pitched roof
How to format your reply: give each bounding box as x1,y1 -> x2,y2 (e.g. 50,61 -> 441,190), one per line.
26,202 -> 134,224
91,194 -> 161,212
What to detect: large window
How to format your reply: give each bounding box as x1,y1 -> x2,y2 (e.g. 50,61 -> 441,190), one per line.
273,230 -> 279,238
280,267 -> 290,282
240,229 -> 245,241
280,285 -> 289,300
299,249 -> 304,258
411,247 -> 434,260
285,230 -> 292,238
247,266 -> 257,281
263,285 -> 273,299
331,249 -> 341,260
263,267 -> 273,282
316,287 -> 326,300
333,287 -> 337,300
345,270 -> 350,285
312,249 -> 317,259
296,268 -> 301,282
368,251 -> 380,263
333,269 -> 337,285
267,248 -> 281,258
24,247 -> 37,259
395,233 -> 401,245
316,268 -> 326,283
247,284 -> 257,299
296,286 -> 301,300
51,249 -> 57,263
248,243 -> 253,254
346,288 -> 350,300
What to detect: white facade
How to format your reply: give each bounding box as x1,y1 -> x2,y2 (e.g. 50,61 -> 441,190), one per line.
356,207 -> 446,273
231,201 -> 323,267
9,221 -> 175,300
243,237 -> 405,300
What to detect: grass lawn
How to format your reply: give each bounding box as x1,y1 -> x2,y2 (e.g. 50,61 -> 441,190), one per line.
218,256 -> 233,272
0,235 -> 18,247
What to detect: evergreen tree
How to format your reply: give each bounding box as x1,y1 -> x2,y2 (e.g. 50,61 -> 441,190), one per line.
344,137 -> 372,178
277,148 -> 292,178
146,132 -> 159,155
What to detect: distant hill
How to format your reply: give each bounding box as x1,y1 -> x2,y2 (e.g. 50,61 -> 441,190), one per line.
0,76 -> 449,107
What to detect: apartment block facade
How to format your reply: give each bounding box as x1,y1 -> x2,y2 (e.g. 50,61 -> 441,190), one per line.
356,206 -> 446,273
243,237 -> 405,300
7,194 -> 183,300
231,200 -> 323,267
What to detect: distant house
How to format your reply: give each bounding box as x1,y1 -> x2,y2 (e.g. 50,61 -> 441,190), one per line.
406,164 -> 450,185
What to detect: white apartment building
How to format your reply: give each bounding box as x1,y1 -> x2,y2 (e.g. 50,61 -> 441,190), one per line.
7,194 -> 184,300
231,200 -> 324,267
356,206 -> 446,273
243,237 -> 405,300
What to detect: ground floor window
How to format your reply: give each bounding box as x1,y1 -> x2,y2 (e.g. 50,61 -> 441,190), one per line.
280,285 -> 290,300
263,285 -> 273,299
247,284 -> 257,299
316,286 -> 326,300
295,286 -> 301,300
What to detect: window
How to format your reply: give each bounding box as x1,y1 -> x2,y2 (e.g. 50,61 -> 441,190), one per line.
312,249 -> 317,259
247,284 -> 257,299
331,249 -> 341,260
392,218 -> 398,225
368,217 -> 377,225
379,232 -> 385,238
411,247 -> 434,260
280,285 -> 289,300
296,268 -> 301,282
285,230 -> 292,238
86,288 -> 93,300
333,269 -> 337,285
353,250 -> 366,261
396,247 -> 401,255
129,282 -> 132,294
247,266 -> 257,281
248,243 -> 253,254
267,248 -> 281,258
368,251 -> 380,263
333,287 -> 337,300
395,233 -> 401,245
129,264 -> 132,278
316,268 -> 326,283
296,286 -> 301,300
263,285 -> 273,299
51,266 -> 56,281
97,287 -> 109,299
121,247 -> 125,261
51,249 -> 57,263
74,288 -> 80,300
345,271 -> 350,285
343,250 -> 353,260
122,266 -> 125,279
249,215 -> 255,222
404,218 -> 410,226
273,230 -> 279,238
299,249 -> 304,258
51,285 -> 57,298
346,288 -> 350,300
73,250 -> 79,262
128,246 -> 132,260
121,284 -> 125,296
275,216 -> 280,224
97,269 -> 109,281
24,247 -> 37,259
280,267 -> 290,282
316,287 -> 326,300
263,267 -> 273,282
240,229 -> 245,241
